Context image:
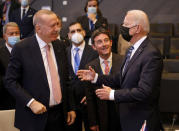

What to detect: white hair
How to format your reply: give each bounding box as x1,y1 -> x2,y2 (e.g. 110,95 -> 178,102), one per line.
127,10 -> 150,33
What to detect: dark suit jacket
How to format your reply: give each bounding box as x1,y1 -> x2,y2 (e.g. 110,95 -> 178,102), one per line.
9,7 -> 37,39
96,37 -> 163,131
77,15 -> 108,39
0,44 -> 15,109
66,43 -> 98,108
0,0 -> 20,37
85,53 -> 122,131
5,36 -> 75,131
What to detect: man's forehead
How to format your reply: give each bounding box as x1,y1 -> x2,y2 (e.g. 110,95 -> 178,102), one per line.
95,34 -> 109,40
70,23 -> 82,30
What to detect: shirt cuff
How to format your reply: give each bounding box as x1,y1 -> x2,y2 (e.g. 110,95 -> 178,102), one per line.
109,90 -> 115,100
27,98 -> 35,107
91,73 -> 98,83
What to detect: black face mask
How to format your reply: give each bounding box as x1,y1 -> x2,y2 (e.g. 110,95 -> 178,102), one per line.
120,25 -> 132,42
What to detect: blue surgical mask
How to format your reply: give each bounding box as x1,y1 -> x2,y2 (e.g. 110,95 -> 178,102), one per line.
8,36 -> 20,46
21,0 -> 29,7
87,7 -> 97,14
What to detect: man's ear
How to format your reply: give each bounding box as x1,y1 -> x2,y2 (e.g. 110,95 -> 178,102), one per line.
92,44 -> 96,50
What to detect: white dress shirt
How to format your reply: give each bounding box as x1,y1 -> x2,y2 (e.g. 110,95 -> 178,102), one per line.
99,53 -> 112,75
27,34 -> 60,107
21,6 -> 29,19
71,41 -> 85,72
5,43 -> 12,53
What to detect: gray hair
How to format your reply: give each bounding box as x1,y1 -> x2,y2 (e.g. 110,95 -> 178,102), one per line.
3,22 -> 19,34
33,9 -> 56,26
127,10 -> 150,33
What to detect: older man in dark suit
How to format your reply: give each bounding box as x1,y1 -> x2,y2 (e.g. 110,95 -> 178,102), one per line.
0,22 -> 20,110
5,10 -> 76,131
9,0 -> 36,39
85,28 -> 122,131
77,10 -> 163,131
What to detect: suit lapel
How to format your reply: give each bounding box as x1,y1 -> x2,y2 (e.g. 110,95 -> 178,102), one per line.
122,37 -> 149,78
94,58 -> 103,75
28,36 -> 49,87
79,43 -> 89,69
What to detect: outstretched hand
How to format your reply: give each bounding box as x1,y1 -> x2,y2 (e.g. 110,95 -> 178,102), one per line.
77,66 -> 96,81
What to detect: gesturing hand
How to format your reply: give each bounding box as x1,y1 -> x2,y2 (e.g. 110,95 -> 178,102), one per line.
77,66 -> 96,81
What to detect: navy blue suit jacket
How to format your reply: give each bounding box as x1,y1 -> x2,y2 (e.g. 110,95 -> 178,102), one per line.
96,37 -> 163,131
5,36 -> 74,131
9,7 -> 36,39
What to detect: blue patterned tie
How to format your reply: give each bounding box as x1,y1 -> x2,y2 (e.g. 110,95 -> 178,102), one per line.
122,46 -> 134,76
74,47 -> 80,74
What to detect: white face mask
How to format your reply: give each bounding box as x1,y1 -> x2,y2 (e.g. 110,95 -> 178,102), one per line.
21,0 -> 29,7
87,7 -> 97,14
71,33 -> 84,44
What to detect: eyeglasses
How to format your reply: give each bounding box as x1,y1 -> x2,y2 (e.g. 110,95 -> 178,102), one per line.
95,38 -> 110,45
70,29 -> 82,34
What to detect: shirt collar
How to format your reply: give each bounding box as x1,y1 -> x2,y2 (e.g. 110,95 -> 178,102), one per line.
36,33 -> 51,49
133,36 -> 147,50
5,42 -> 12,53
99,53 -> 112,65
21,6 -> 29,12
72,41 -> 85,52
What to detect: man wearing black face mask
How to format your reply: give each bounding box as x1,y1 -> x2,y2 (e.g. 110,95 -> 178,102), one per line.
77,10 -> 163,131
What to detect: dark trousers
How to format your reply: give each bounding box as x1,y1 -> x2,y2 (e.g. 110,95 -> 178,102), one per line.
67,105 -> 90,131
45,103 -> 66,131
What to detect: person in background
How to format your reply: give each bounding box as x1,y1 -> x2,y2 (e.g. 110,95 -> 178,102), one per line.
9,0 -> 36,39
0,0 -> 20,37
66,21 -> 98,131
77,10 -> 163,131
77,0 -> 108,43
85,28 -> 122,131
5,10 -> 76,131
0,22 -> 20,110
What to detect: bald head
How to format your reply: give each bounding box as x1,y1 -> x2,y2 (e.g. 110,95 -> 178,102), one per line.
126,10 -> 150,33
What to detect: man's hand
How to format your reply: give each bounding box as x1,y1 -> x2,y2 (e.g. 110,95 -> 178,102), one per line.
80,96 -> 87,105
67,111 -> 76,125
95,85 -> 112,100
88,13 -> 97,22
90,125 -> 99,131
77,66 -> 96,81
29,100 -> 47,114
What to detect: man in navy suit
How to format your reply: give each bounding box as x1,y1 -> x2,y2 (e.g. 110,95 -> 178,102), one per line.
77,10 -> 163,131
5,10 -> 76,131
9,0 -> 36,39
66,22 -> 98,131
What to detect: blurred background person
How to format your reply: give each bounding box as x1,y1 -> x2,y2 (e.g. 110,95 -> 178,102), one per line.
0,22 -> 20,110
0,0 -> 20,37
9,0 -> 36,39
77,0 -> 108,44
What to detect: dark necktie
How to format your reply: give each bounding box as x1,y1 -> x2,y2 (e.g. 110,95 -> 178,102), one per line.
74,47 -> 80,74
90,20 -> 95,31
22,8 -> 26,20
122,46 -> 134,76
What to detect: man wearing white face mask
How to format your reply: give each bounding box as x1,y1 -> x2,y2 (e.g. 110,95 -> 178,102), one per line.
9,0 -> 36,39
66,22 -> 98,131
0,22 -> 20,110
77,0 -> 108,41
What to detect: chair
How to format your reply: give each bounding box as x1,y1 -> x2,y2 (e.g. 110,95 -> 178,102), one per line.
149,23 -> 173,37
169,37 -> 179,59
149,23 -> 174,58
150,37 -> 164,56
174,23 -> 179,37
0,109 -> 19,131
